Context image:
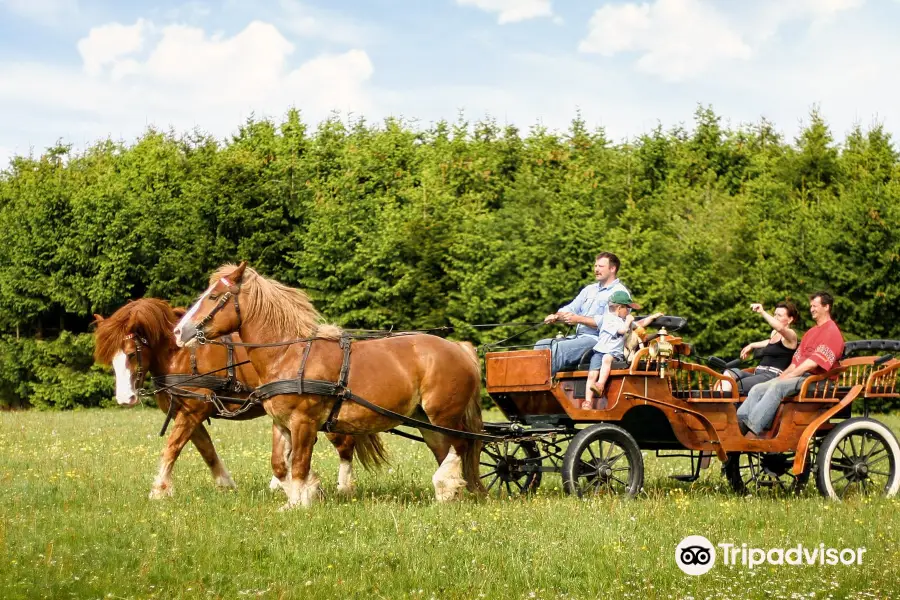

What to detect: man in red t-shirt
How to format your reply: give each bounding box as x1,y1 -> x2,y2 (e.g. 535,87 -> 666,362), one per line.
737,291 -> 845,436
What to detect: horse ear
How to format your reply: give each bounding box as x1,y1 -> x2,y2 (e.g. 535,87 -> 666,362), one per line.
229,261 -> 248,283
90,314 -> 104,330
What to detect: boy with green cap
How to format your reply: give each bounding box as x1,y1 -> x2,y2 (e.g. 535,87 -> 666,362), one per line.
583,290 -> 662,410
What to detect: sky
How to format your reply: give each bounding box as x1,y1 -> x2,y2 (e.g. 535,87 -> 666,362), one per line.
1,0 -> 900,166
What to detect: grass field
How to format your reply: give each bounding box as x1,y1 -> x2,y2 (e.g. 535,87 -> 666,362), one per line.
1,408 -> 899,600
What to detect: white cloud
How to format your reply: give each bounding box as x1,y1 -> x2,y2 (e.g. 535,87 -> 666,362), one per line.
579,0 -> 751,81
456,0 -> 553,24
279,0 -> 375,45
0,20 -> 374,158
0,0 -> 77,24
77,20 -> 149,77
579,0 -> 868,81
742,0 -> 866,44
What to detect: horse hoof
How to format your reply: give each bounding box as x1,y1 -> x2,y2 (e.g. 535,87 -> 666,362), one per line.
434,481 -> 465,503
214,475 -> 238,490
269,476 -> 285,492
149,486 -> 173,500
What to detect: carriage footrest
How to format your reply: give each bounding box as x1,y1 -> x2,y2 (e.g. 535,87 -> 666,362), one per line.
666,452 -> 712,482
670,474 -> 700,482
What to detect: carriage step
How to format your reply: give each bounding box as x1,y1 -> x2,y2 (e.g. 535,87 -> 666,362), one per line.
667,452 -> 713,482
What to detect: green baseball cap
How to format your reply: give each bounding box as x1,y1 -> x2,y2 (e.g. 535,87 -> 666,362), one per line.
608,290 -> 641,309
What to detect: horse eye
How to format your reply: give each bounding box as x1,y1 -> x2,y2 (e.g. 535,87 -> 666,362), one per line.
209,293 -> 219,300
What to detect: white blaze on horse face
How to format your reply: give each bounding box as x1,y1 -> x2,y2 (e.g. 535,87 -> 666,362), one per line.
112,351 -> 137,405
174,283 -> 216,345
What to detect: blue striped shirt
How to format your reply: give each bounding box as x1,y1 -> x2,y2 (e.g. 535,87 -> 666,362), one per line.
558,278 -> 630,337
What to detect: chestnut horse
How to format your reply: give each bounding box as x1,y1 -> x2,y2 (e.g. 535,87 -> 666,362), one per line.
94,298 -> 386,498
173,262 -> 485,508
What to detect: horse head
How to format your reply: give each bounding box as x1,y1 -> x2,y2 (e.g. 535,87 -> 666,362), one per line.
94,298 -> 178,406
175,262 -> 247,347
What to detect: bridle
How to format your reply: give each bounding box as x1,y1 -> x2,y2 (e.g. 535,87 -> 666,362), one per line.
195,278 -> 243,345
123,332 -> 150,392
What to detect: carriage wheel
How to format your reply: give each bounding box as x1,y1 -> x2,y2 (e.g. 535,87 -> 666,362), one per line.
479,440 -> 542,498
815,418 -> 900,500
561,424 -> 644,498
723,451 -> 810,495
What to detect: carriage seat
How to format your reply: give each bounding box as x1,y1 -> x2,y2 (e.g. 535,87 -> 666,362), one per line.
573,355 -> 630,372
842,339 -> 900,357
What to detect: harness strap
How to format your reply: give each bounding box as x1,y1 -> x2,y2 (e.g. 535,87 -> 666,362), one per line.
153,374 -> 250,391
322,336 -> 352,432
159,394 -> 178,437
220,334 -> 245,392
249,377 -> 502,442
296,338 -> 314,395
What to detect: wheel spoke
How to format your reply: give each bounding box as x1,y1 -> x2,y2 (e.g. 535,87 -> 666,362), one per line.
587,443 -> 599,463
863,440 -> 886,462
480,469 -> 497,479
606,450 -> 626,466
868,454 -> 891,467
835,442 -> 850,460
864,446 -> 888,462
828,461 -> 853,471
610,474 -> 629,488
848,435 -> 859,459
483,447 -> 502,461
838,479 -> 854,499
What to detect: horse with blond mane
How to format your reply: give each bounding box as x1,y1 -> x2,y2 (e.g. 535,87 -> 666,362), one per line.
94,297 -> 386,499
174,262 -> 485,508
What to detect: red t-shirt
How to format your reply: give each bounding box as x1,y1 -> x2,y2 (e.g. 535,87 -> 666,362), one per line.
792,319 -> 844,373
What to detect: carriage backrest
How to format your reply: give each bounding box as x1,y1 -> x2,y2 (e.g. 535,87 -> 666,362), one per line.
667,359 -> 739,401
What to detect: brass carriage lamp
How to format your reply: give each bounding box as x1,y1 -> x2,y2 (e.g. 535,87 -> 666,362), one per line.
649,327 -> 674,378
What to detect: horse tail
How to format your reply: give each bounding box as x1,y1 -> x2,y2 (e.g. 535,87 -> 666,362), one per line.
456,341 -> 486,494
352,433 -> 390,471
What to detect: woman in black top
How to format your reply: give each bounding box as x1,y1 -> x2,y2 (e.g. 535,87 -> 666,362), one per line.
725,301 -> 800,394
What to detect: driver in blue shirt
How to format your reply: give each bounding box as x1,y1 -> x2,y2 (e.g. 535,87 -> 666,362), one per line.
534,252 -> 631,373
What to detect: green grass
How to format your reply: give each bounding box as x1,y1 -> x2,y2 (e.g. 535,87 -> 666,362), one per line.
1,409 -> 899,600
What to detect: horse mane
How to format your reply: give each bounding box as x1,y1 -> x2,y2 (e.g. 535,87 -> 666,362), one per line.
94,298 -> 179,364
211,264 -> 341,339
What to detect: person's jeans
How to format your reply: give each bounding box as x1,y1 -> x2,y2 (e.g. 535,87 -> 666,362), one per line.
724,367 -> 779,394
736,375 -> 809,434
533,335 -> 597,373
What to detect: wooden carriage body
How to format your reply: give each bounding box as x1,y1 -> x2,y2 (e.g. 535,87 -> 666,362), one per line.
485,337 -> 900,476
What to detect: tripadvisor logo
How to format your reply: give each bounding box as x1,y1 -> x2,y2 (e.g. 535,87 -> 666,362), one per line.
675,536 -> 867,575
675,535 -> 716,575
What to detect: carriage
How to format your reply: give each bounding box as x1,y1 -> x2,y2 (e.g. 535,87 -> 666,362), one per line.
108,263 -> 900,506
475,316 -> 900,500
